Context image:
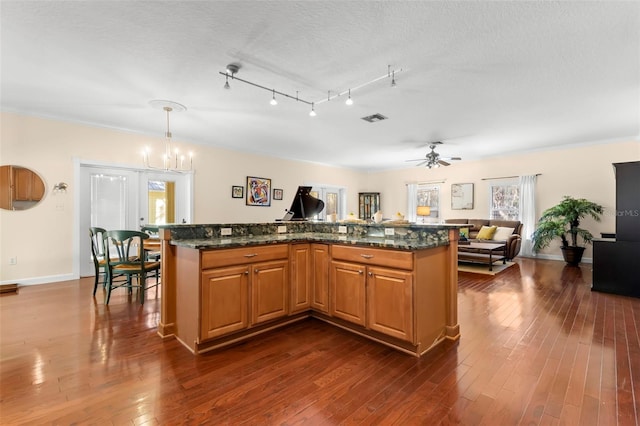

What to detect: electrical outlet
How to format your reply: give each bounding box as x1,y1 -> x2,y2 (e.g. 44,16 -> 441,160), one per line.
277,225 -> 287,234
9,257 -> 17,265
220,228 -> 232,236
338,226 -> 347,234
384,228 -> 395,236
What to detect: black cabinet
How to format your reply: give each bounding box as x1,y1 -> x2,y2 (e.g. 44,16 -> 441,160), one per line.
593,240 -> 640,297
614,161 -> 640,242
358,192 -> 380,221
592,161 -> 640,297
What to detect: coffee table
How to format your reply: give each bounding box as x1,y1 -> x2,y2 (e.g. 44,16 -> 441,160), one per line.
458,242 -> 506,271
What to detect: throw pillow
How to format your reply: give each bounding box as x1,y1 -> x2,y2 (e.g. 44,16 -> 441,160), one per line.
492,227 -> 515,241
476,225 -> 497,240
459,227 -> 469,239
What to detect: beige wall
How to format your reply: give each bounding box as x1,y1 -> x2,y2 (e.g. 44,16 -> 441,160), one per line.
368,140 -> 640,260
0,112 -> 363,283
1,111 -> 638,283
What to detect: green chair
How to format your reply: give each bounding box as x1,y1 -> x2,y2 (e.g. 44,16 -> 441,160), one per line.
104,230 -> 160,305
89,227 -> 108,296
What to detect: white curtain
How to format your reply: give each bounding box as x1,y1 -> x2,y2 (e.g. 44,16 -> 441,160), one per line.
519,175 -> 538,257
406,183 -> 418,223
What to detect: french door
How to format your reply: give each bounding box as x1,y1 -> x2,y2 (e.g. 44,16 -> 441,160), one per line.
78,165 -> 192,277
310,186 -> 346,221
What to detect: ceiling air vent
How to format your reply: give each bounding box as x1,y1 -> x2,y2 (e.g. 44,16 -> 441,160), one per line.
361,113 -> 388,123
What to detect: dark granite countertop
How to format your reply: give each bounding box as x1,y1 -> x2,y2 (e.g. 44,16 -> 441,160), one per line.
170,232 -> 447,251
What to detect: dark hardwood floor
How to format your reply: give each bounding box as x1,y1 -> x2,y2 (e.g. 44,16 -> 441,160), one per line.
1,258 -> 639,425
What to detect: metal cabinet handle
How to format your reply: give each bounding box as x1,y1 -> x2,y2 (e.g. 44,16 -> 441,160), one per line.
254,268 -> 259,273
358,270 -> 364,274
244,253 -> 258,258
360,254 -> 374,259
368,272 -> 373,276
244,270 -> 249,275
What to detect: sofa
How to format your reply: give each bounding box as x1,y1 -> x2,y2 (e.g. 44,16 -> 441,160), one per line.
444,218 -> 523,260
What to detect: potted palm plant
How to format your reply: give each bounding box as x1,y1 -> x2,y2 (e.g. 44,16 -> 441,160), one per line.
532,196 -> 604,265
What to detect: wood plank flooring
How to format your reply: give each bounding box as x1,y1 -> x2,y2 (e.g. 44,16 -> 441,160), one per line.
1,258 -> 639,425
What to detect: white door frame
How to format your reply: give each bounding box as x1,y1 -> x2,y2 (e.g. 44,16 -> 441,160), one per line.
73,158 -> 194,279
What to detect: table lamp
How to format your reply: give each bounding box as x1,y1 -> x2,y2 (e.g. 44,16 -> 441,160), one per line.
416,206 -> 431,223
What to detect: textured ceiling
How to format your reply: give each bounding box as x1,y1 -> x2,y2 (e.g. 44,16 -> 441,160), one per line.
1,1 -> 639,171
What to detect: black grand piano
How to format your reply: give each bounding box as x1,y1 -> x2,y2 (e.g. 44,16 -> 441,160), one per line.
281,186 -> 325,220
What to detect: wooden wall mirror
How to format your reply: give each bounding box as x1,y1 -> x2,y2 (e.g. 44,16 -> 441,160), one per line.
0,165 -> 46,211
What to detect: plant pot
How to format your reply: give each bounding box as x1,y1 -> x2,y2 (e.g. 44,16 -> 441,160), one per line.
561,246 -> 585,266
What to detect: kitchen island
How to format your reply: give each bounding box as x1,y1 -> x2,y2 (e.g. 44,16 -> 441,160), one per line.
158,221 -> 461,357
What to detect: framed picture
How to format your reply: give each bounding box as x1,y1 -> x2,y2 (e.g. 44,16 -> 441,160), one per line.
273,188 -> 283,200
451,183 -> 474,210
231,185 -> 243,199
246,176 -> 271,206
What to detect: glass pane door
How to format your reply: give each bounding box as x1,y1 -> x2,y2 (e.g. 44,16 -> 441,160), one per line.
139,172 -> 189,228
90,173 -> 128,230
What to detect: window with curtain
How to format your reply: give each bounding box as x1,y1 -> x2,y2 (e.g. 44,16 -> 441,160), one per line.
488,178 -> 520,220
417,183 -> 440,219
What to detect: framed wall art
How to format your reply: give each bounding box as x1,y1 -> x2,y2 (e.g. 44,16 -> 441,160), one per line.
246,176 -> 271,206
451,183 -> 474,210
273,188 -> 283,200
232,185 -> 243,199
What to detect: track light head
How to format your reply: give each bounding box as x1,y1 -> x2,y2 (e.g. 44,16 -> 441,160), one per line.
391,71 -> 396,88
224,75 -> 230,90
346,89 -> 353,106
270,89 -> 277,106
309,103 -> 316,117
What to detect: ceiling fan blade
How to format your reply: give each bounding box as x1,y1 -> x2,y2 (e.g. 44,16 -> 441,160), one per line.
438,160 -> 451,166
416,161 -> 428,167
405,159 -> 426,162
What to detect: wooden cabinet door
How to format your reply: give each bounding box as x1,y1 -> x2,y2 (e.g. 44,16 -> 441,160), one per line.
13,167 -> 33,201
0,166 -> 11,210
290,244 -> 311,313
311,244 -> 329,313
330,261 -> 366,326
31,172 -> 45,200
251,259 -> 289,325
367,266 -> 414,342
13,167 -> 44,201
201,265 -> 249,340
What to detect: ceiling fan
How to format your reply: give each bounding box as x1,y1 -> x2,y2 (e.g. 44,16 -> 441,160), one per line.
406,141 -> 461,168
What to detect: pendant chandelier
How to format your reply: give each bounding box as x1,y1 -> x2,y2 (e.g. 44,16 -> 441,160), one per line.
144,100 -> 193,172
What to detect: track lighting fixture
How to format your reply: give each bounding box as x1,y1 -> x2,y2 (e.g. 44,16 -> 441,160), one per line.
218,64 -> 403,115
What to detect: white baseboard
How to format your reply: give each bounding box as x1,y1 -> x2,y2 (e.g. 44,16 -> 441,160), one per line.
519,253 -> 593,264
0,273 -> 77,286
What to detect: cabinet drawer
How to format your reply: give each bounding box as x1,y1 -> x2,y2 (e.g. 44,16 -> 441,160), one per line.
331,245 -> 413,270
202,244 -> 289,269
